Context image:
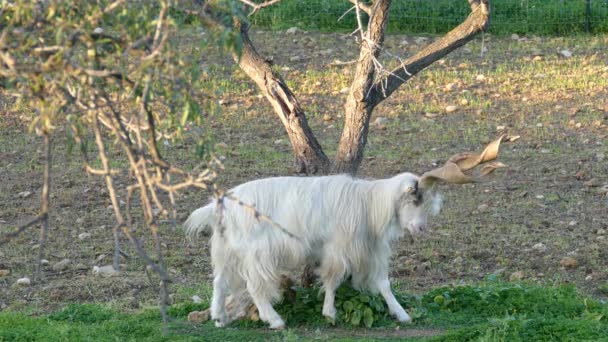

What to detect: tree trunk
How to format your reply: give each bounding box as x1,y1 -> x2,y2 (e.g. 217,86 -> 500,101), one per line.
233,21 -> 330,174
333,0 -> 391,174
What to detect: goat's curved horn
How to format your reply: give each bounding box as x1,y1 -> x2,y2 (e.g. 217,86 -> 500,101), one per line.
419,135 -> 517,189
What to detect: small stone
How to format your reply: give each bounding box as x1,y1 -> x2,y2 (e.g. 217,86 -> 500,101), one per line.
509,271 -> 525,281
560,257 -> 578,268
414,36 -> 429,44
286,27 -> 303,34
460,98 -> 469,106
289,55 -> 303,62
496,125 -> 506,131
597,228 -> 606,235
532,243 -> 547,253
444,83 -> 457,92
188,310 -> 210,323
16,277 -> 31,286
477,204 -> 489,212
323,114 -> 332,122
339,87 -> 350,94
93,27 -> 104,35
93,265 -> 119,277
585,274 -> 593,281
78,233 -> 91,240
40,259 -> 49,266
192,295 -> 202,304
533,56 -> 543,62
76,218 -> 84,224
511,33 -> 520,40
598,185 -> 608,196
373,117 -> 388,126
274,139 -> 283,145
0,269 -> 10,277
399,39 -> 409,46
558,49 -> 573,58
475,74 -> 486,81
568,220 -> 578,226
52,259 -> 71,272
596,153 -> 605,162
18,191 -> 32,198
445,105 -> 458,113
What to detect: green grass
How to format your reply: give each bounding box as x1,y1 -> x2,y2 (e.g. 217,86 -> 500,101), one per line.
250,0 -> 608,35
1,281 -> 606,341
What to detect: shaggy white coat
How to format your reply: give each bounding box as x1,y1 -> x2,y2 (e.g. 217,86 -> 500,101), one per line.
184,173 -> 442,329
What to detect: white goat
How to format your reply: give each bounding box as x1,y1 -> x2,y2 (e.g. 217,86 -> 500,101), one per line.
184,136 -> 513,329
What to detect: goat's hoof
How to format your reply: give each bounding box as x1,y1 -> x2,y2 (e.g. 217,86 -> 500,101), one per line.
269,319 -> 286,330
322,306 -> 337,322
395,312 -> 412,324
324,315 -> 336,326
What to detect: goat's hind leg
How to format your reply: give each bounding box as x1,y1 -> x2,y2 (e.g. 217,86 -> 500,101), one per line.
247,280 -> 285,330
318,254 -> 346,322
211,272 -> 230,327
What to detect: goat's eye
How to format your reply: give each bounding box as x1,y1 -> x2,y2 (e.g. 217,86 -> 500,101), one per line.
413,193 -> 423,206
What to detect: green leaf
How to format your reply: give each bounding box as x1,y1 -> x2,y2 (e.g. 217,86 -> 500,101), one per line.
358,295 -> 370,303
351,310 -> 361,326
342,301 -> 354,313
363,308 -> 374,328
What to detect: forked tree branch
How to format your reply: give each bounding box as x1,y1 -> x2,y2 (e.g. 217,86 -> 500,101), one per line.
369,0 -> 490,106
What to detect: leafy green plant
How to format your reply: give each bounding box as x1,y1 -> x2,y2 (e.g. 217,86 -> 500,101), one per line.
275,283 -> 420,328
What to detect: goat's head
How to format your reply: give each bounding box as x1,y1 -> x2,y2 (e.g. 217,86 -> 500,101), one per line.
397,134 -> 518,236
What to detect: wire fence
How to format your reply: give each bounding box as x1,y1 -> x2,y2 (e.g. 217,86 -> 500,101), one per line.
251,0 -> 608,35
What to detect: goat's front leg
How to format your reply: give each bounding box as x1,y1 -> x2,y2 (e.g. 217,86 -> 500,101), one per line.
376,278 -> 411,323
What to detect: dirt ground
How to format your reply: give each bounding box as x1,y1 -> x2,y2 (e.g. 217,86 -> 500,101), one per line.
1,31 -> 607,316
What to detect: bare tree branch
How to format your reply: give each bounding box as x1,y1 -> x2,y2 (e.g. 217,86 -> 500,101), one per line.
231,19 -> 330,174
348,0 -> 371,15
35,131 -> 52,280
239,0 -> 283,15
93,115 -> 124,271
369,0 -> 490,107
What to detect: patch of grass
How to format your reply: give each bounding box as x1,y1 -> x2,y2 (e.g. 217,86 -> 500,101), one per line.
250,0 -> 608,35
1,281 -> 606,341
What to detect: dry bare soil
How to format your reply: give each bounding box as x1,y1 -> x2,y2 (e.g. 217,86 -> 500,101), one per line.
1,31 -> 607,326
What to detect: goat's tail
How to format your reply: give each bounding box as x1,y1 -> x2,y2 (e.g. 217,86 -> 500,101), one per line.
183,203 -> 215,239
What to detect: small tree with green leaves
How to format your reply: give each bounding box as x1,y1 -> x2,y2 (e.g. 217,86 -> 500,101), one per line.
0,0 -> 244,331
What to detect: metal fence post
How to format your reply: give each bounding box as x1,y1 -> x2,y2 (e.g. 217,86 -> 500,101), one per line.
586,0 -> 592,33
